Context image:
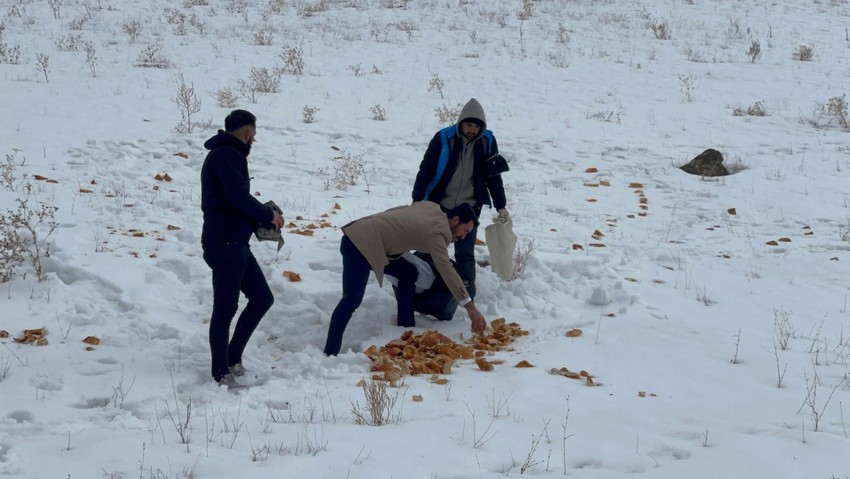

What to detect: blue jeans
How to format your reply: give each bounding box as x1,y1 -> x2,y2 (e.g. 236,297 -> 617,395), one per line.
203,243 -> 273,381
323,236 -> 372,356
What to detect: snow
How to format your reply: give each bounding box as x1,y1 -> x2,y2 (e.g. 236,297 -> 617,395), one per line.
1,0 -> 850,477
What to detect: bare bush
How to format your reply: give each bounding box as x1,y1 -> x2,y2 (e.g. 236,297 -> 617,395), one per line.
520,421 -> 550,474
798,368 -> 845,432
677,73 -> 698,102
316,148 -> 365,190
295,0 -> 328,18
302,105 -> 319,123
511,239 -> 538,280
226,0 -> 249,14
0,351 -> 14,381
395,20 -> 415,41
434,103 -> 462,124
810,95 -> 849,130
0,32 -> 22,64
839,215 -> 850,243
84,41 -> 97,77
369,21 -> 392,42
68,6 -> 93,30
162,8 -> 185,27
237,79 -> 257,104
188,13 -> 206,34
747,40 -> 762,63
277,45 -> 304,75
556,23 -> 570,44
774,308 -> 795,350
247,67 -> 281,93
732,100 -> 767,117
516,0 -> 534,20
350,379 -> 402,426
0,194 -> 59,283
370,104 -> 387,121
650,20 -> 671,40
1,150 -> 21,190
792,44 -> 814,61
824,95 -> 849,129
122,19 -> 143,43
427,73 -> 445,99
48,0 -> 63,19
210,87 -> 238,108
171,73 -> 201,133
254,26 -> 274,46
347,64 -> 365,77
54,33 -> 84,51
35,53 -> 50,82
135,44 -> 170,68
587,109 -> 622,123
266,0 -> 286,14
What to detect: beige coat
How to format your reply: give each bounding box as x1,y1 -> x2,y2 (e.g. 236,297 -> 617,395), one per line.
342,202 -> 470,302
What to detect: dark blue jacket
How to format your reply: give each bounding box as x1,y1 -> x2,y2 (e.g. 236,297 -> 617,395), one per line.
200,131 -> 273,246
411,126 -> 507,211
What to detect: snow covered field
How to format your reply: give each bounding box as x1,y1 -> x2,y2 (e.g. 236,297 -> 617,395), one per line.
1,0 -> 850,477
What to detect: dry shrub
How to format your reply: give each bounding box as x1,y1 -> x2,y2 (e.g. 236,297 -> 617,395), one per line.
350,379 -> 402,426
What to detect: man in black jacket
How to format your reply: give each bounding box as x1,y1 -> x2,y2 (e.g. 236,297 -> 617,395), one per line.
200,109 -> 283,387
412,98 -> 509,298
386,251 -> 470,327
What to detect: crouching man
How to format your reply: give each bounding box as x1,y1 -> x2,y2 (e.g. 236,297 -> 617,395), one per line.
323,202 -> 486,356
385,251 -> 470,327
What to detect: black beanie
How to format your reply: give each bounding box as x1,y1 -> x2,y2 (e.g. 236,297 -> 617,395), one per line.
462,117 -> 484,128
224,109 -> 256,132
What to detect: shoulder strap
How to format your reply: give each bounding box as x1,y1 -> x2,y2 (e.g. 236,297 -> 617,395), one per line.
422,125 -> 456,201
483,130 -> 493,156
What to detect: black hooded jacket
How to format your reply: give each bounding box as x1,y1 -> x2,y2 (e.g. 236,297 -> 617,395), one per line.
200,130 -> 273,246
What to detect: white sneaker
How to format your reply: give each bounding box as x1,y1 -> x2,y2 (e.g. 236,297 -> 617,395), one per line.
228,363 -> 246,377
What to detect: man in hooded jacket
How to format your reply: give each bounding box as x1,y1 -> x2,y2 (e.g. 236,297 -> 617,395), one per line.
200,109 -> 284,387
412,98 -> 509,298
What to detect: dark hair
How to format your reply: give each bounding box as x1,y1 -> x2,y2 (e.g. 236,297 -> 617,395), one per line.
445,203 -> 479,227
224,109 -> 256,132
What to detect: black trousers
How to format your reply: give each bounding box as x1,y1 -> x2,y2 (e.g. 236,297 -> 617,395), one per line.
203,243 -> 273,381
323,235 -> 372,356
384,258 -> 418,327
452,222 -> 478,298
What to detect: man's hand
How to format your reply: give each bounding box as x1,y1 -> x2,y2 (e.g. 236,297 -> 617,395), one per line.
272,211 -> 284,230
496,208 -> 510,224
464,301 -> 487,334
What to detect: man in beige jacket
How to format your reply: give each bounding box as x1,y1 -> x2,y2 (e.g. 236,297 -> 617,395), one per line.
323,202 -> 487,356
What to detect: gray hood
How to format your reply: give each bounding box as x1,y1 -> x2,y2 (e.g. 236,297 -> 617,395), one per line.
456,98 -> 487,140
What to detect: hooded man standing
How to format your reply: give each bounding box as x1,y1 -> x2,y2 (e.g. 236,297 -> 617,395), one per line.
200,109 -> 284,387
323,202 -> 487,356
412,98 -> 509,298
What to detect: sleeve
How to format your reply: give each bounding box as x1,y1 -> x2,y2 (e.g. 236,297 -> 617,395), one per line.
212,152 -> 274,225
485,135 -> 507,210
412,133 -> 442,202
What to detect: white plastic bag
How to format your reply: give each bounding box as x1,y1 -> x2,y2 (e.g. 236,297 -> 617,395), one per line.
484,216 -> 517,281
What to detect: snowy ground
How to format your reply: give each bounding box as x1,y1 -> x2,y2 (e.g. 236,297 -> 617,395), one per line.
1,0 -> 850,477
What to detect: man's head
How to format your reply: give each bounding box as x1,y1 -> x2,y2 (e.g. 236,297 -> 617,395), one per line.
445,203 -> 478,243
456,98 -> 487,140
224,109 -> 257,146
